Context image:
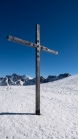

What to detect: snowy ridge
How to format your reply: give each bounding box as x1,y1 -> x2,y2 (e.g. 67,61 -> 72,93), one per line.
0,73 -> 70,86
0,73 -> 33,86
22,75 -> 32,80
0,74 -> 78,138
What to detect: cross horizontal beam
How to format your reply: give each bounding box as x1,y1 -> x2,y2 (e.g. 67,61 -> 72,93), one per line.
7,35 -> 58,55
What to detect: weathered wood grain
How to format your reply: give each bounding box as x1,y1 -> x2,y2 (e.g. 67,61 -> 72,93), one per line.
35,24 -> 40,115
7,35 -> 37,48
40,46 -> 58,55
7,35 -> 58,55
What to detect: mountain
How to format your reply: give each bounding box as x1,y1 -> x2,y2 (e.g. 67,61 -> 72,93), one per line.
0,77 -> 9,86
0,73 -> 71,86
22,74 -> 32,80
0,73 -> 32,86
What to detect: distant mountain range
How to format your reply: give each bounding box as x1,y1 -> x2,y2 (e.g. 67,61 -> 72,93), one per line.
0,73 -> 71,86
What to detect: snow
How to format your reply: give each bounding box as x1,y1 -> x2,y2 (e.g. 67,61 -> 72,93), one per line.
0,75 -> 78,139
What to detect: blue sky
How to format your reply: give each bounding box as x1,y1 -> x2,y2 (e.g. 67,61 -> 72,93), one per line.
0,0 -> 78,78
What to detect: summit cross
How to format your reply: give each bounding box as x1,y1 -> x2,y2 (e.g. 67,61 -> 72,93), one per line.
7,24 -> 58,115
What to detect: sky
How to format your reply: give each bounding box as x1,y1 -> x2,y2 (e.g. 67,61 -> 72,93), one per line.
0,0 -> 78,78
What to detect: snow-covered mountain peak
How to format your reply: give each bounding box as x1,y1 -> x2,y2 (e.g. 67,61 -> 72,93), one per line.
22,75 -> 33,80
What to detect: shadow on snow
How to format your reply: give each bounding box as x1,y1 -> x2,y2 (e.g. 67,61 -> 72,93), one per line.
0,112 -> 35,115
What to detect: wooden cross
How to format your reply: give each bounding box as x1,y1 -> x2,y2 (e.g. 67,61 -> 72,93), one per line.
7,24 -> 58,115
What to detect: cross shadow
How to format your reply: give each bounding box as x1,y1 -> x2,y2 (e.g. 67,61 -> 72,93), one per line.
0,112 -> 35,115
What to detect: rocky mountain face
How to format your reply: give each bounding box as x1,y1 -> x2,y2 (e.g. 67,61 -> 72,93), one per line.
0,73 -> 71,86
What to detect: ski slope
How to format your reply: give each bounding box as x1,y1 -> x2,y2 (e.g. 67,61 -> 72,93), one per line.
0,75 -> 78,139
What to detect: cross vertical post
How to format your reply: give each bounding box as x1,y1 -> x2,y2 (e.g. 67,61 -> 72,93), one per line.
35,24 -> 40,115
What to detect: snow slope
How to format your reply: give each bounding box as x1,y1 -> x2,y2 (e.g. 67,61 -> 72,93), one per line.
0,75 -> 78,139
